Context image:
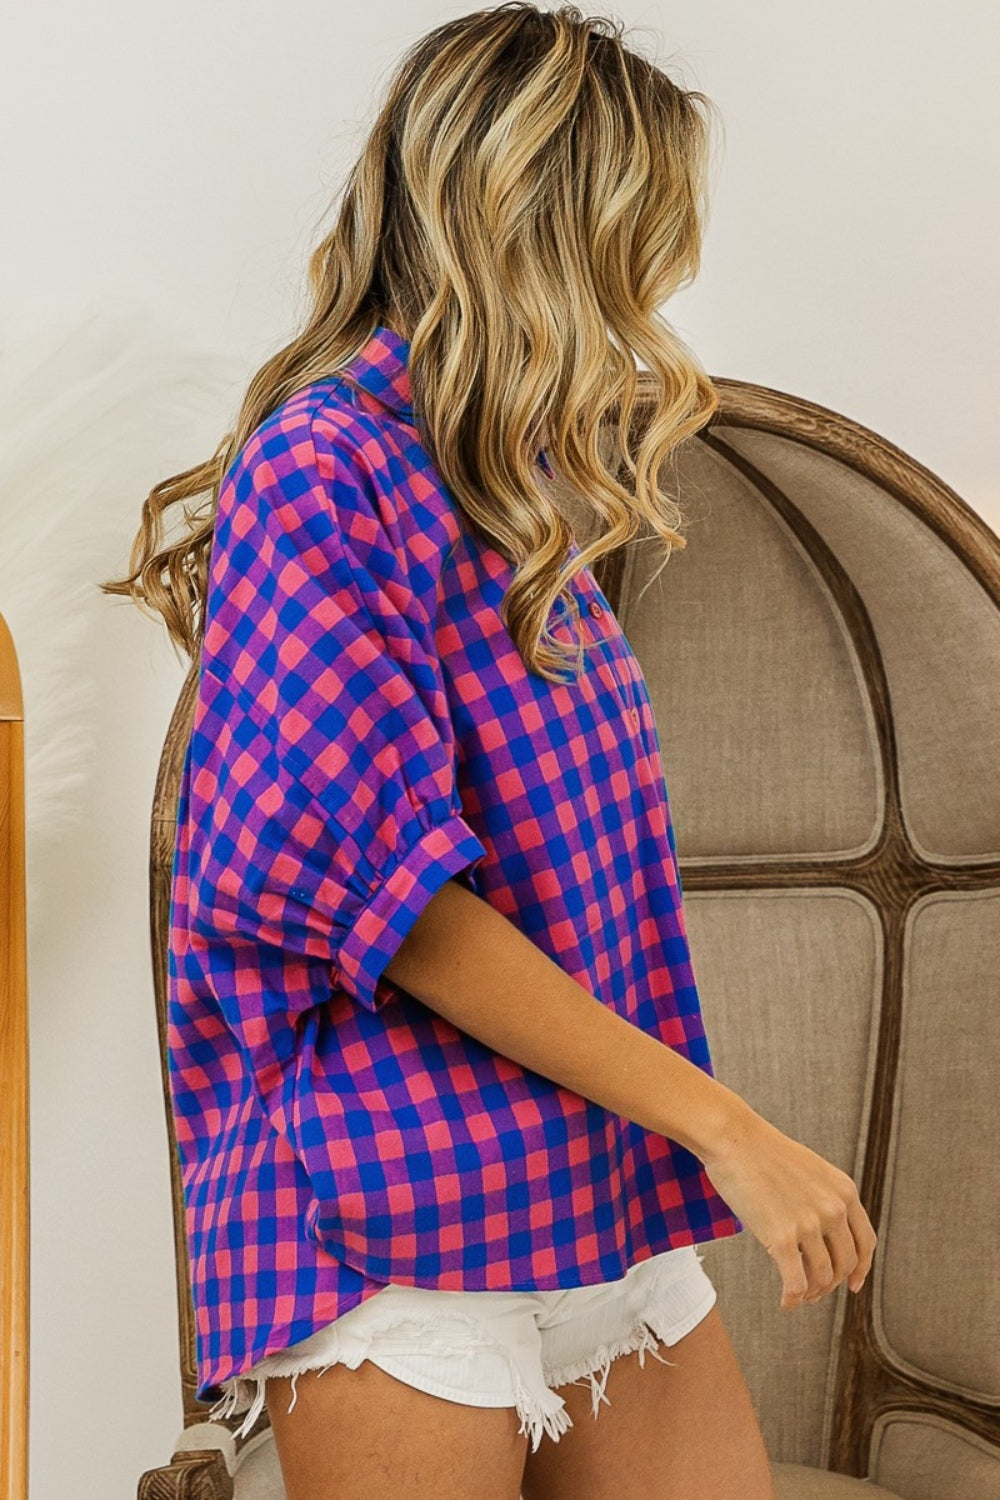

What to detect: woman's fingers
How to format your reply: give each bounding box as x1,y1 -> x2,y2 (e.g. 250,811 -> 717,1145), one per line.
799,1227 -> 838,1304
820,1178 -> 878,1295
847,1194 -> 878,1290
800,1217 -> 852,1304
773,1221 -> 834,1310
768,1234 -> 809,1309
780,1195 -> 877,1309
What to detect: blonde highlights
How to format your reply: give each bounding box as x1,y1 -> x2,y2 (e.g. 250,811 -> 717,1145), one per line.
102,3 -> 722,683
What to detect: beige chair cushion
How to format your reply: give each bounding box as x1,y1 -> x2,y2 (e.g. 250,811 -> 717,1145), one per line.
172,1422 -> 907,1498
773,1461 -> 903,1498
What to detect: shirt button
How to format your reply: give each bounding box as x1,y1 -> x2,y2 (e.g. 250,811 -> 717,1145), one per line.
630,708 -> 640,727
588,601 -> 603,618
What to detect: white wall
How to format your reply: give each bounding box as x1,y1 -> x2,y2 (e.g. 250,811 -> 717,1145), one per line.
1,2 -> 996,1496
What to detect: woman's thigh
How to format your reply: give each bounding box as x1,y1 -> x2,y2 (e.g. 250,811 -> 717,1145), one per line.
520,1303 -> 775,1500
265,1358 -> 530,1500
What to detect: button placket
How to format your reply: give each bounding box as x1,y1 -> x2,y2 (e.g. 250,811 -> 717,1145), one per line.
580,588 -> 642,731
551,558 -> 644,737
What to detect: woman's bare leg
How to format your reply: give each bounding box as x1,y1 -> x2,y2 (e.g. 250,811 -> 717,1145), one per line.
520,1303 -> 774,1500
265,1358 -> 530,1500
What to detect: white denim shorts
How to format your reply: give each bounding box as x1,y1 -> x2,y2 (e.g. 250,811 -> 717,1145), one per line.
208,1243 -> 717,1453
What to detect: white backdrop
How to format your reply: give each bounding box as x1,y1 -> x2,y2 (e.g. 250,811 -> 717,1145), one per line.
1,2 -> 996,1495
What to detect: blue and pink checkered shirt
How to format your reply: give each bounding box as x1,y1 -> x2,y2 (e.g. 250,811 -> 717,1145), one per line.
167,321 -> 743,1404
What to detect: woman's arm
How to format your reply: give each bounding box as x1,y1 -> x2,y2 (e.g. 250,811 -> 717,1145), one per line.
386,875 -> 879,1312
385,874 -> 748,1159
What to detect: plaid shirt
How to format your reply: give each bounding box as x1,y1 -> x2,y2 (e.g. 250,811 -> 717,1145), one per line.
167,321 -> 742,1404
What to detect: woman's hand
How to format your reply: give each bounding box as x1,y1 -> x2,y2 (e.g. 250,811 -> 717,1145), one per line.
700,1106 -> 878,1311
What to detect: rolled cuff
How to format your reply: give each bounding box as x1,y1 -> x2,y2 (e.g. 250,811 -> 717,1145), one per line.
335,811 -> 489,1012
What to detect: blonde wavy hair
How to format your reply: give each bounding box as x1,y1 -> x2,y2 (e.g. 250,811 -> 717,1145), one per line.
101,2 -> 723,684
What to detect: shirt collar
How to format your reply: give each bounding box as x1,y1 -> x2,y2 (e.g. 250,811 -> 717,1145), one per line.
341,322 -> 554,478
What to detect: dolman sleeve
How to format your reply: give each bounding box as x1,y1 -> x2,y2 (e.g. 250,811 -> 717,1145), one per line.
185,410 -> 488,1018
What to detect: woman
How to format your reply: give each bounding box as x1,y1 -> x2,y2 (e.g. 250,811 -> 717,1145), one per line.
104,5 -> 877,1497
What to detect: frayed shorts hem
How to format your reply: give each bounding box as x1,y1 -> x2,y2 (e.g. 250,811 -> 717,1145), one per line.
208,1244 -> 718,1454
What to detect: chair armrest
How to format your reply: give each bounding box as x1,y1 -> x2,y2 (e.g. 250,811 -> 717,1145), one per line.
137,1422 -> 236,1499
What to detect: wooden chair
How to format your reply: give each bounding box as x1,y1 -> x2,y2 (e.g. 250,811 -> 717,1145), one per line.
139,375 -> 1000,1498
